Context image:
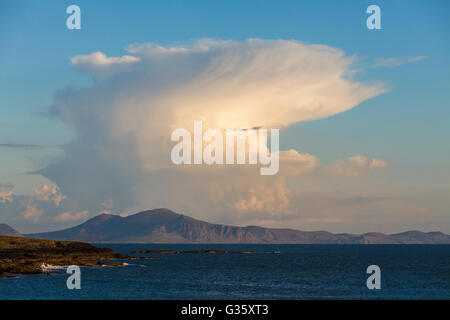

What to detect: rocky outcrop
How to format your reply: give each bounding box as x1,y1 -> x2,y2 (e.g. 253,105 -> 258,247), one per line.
0,235 -> 129,276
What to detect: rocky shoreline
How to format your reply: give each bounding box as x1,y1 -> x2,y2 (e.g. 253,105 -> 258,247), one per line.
0,235 -> 130,276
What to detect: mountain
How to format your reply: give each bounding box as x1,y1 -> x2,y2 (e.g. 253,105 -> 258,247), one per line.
0,235 -> 128,276
0,224 -> 22,237
26,208 -> 450,244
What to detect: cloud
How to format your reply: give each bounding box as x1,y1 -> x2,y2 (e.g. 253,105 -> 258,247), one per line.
71,51 -> 140,76
34,38 -> 389,228
0,191 -> 14,203
325,155 -> 388,178
22,204 -> 44,222
0,191 -> 92,230
67,39 -> 384,132
374,56 -> 427,67
369,158 -> 388,169
101,198 -> 114,209
7,184 -> 68,223
239,190 -> 432,234
279,150 -> 319,177
0,183 -> 14,203
55,210 -> 89,222
33,185 -> 67,207
0,143 -> 44,148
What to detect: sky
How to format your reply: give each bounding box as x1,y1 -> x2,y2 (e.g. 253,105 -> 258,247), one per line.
0,0 -> 449,234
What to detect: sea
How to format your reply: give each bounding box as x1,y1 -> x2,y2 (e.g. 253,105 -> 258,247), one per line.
1,244 -> 449,299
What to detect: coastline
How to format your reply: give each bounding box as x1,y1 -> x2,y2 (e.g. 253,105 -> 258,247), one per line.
0,235 -> 130,277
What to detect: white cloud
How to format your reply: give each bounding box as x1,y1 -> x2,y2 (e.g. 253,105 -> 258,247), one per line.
16,185 -> 68,222
101,198 -> 114,209
38,39 -> 389,227
326,155 -> 388,178
0,190 -> 14,203
71,51 -> 140,76
279,150 -> 319,176
0,183 -> 14,203
34,185 -> 67,207
55,210 -> 89,222
374,56 -> 427,67
22,204 -> 44,222
68,39 -> 384,132
369,158 -> 388,169
239,190 -> 432,234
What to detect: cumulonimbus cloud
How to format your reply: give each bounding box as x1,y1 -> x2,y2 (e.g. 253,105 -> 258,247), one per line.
37,39 -> 390,226
70,39 -> 384,130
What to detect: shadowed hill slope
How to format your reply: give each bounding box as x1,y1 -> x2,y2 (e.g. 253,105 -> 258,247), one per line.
0,224 -> 22,237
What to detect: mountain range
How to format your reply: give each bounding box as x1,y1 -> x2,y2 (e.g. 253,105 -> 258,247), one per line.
23,208 -> 450,244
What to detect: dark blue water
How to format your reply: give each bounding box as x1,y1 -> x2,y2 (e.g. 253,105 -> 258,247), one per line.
1,244 -> 449,299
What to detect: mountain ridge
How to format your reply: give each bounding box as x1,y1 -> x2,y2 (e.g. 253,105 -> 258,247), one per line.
25,208 -> 450,244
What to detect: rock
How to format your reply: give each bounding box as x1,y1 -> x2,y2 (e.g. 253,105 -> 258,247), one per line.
0,235 -> 130,276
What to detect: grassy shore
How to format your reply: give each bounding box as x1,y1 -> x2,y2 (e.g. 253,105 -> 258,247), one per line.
0,235 -> 129,276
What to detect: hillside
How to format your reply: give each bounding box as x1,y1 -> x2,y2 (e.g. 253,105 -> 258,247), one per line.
0,224 -> 22,237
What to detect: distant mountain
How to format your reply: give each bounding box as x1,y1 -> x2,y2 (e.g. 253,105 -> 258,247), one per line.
0,224 -> 22,237
26,208 -> 450,244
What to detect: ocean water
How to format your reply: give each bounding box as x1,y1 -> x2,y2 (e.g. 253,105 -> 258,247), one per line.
1,244 -> 449,299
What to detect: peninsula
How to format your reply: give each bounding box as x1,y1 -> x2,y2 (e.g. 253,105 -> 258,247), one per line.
0,235 -> 129,276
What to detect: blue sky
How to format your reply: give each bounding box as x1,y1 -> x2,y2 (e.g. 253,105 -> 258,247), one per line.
1,0 -> 449,157
0,0 -> 449,233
